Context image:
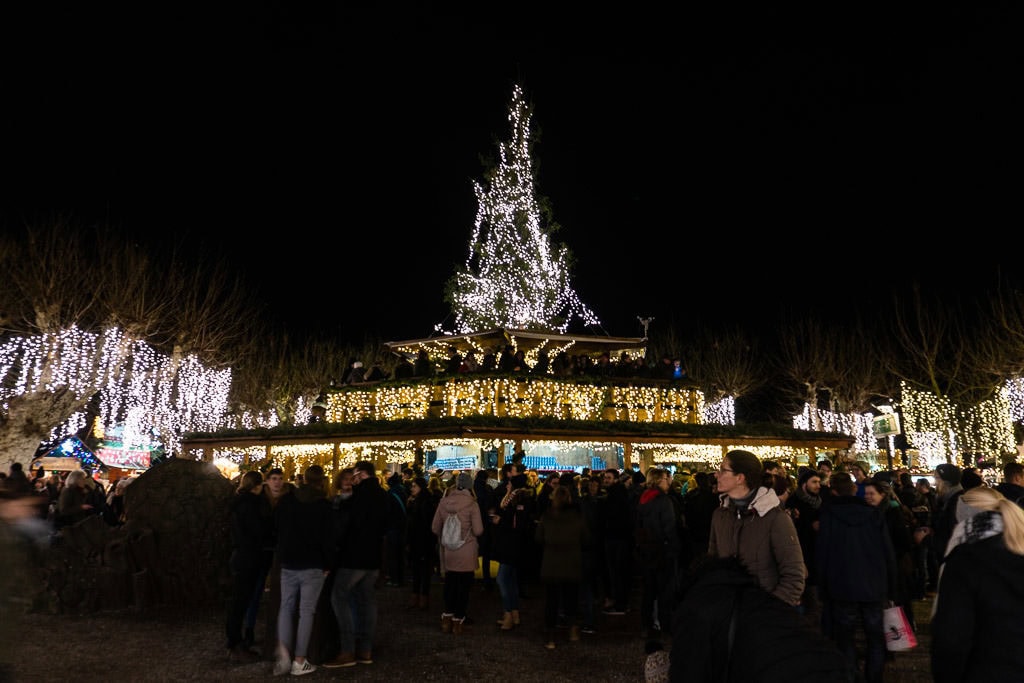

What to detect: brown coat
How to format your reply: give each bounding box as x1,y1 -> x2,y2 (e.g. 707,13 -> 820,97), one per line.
431,487 -> 484,572
708,486 -> 805,605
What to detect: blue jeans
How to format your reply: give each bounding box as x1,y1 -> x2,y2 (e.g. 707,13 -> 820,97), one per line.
244,560 -> 271,632
830,599 -> 885,683
277,568 -> 326,659
496,563 -> 520,613
331,568 -> 378,654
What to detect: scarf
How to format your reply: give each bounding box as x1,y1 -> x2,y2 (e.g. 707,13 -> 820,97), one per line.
932,510 -> 1004,617
794,487 -> 822,510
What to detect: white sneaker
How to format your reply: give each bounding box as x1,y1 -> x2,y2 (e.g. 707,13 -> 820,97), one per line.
290,660 -> 316,676
272,656 -> 291,676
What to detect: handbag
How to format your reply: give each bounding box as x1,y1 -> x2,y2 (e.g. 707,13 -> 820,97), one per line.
883,603 -> 918,651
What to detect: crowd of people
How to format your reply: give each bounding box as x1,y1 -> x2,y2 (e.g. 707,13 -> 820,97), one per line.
0,461 -> 135,531
3,452 -> 1024,680
215,450 -> 1024,680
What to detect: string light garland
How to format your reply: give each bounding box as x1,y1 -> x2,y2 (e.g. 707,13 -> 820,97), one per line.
324,376 -> 721,426
0,325 -> 230,458
443,84 -> 599,335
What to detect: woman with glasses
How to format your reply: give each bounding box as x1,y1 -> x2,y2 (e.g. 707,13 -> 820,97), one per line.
707,450 -> 805,608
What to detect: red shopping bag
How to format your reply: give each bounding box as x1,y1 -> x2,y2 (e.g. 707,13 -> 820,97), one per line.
883,604 -> 918,651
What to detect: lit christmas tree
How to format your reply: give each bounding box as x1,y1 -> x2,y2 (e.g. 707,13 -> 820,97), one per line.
443,84 -> 600,335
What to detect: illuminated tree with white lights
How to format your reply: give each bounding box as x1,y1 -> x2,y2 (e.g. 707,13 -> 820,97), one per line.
443,84 -> 599,335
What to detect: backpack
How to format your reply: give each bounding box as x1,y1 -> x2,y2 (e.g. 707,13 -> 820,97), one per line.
441,511 -> 467,551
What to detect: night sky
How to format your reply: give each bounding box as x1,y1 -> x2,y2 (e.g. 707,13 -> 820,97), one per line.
2,5 -> 1020,347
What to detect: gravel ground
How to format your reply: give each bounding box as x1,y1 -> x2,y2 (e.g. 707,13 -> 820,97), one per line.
8,578 -> 934,682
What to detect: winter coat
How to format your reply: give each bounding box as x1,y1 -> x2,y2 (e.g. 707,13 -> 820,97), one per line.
603,481 -> 635,540
535,505 -> 588,582
431,488 -> 483,572
931,533 -> 1024,682
682,487 -> 717,548
491,486 -> 537,566
785,488 -> 822,585
336,477 -> 392,570
669,557 -> 853,683
56,485 -> 91,528
994,481 -> 1024,507
229,490 -> 265,572
634,487 -> 680,569
275,483 -> 334,571
708,487 -> 805,605
405,491 -> 438,558
816,496 -> 896,603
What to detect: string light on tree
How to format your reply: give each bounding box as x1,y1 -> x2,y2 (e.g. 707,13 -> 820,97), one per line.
444,84 -> 599,335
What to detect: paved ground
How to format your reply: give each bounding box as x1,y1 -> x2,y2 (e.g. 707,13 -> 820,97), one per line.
9,577 -> 934,681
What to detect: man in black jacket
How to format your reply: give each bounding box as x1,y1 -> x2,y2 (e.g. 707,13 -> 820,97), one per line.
932,464 -> 964,564
323,460 -> 391,669
816,472 -> 896,683
601,468 -> 635,616
995,462 -> 1024,507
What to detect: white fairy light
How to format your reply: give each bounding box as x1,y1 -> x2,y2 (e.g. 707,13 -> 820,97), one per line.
446,84 -> 599,334
0,325 -> 231,458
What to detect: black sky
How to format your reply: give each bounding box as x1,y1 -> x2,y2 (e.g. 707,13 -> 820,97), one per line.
2,5 -> 1021,346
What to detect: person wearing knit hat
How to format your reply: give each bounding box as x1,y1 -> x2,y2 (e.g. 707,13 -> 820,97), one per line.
787,467 -> 823,613
456,472 -> 474,491
936,464 -> 962,486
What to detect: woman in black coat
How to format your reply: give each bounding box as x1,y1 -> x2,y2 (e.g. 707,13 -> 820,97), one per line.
405,476 -> 439,610
931,486 -> 1024,682
226,471 -> 265,661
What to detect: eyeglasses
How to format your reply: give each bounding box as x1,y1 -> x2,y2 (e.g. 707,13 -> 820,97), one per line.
717,468 -> 734,475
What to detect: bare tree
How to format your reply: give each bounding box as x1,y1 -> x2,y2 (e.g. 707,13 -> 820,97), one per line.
228,330 -> 350,426
0,216 -> 101,335
688,325 -> 766,403
99,232 -> 264,368
830,319 -> 902,415
887,284 -> 1000,405
773,318 -> 846,430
